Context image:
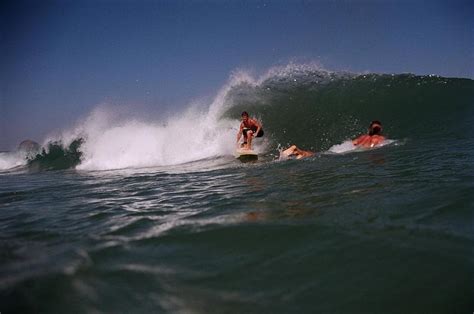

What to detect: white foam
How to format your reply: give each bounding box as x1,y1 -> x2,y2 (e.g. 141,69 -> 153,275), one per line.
67,106 -> 238,170
328,139 -> 395,154
0,152 -> 27,170
328,140 -> 357,154
47,67 -> 282,171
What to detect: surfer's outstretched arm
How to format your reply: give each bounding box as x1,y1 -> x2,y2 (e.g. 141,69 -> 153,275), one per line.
281,145 -> 315,159
282,145 -> 297,156
294,147 -> 315,159
236,123 -> 243,145
252,119 -> 262,138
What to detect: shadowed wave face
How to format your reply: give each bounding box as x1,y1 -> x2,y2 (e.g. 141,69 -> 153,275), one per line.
27,139 -> 84,171
223,71 -> 473,151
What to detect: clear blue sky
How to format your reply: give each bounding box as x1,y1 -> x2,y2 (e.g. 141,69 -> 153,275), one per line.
1,0 -> 473,150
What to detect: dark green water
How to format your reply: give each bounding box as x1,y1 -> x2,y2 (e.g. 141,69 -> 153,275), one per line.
1,71 -> 473,313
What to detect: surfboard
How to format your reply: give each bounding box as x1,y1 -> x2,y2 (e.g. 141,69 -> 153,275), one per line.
235,148 -> 258,162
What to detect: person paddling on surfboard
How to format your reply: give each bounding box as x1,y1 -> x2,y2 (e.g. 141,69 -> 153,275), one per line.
280,145 -> 315,160
352,120 -> 386,148
236,111 -> 264,150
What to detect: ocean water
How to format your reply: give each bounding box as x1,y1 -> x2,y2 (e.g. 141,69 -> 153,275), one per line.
1,66 -> 473,313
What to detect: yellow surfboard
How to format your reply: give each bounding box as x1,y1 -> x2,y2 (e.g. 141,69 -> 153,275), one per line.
235,148 -> 258,162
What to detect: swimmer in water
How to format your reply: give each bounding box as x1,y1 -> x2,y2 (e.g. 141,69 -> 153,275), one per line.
352,120 -> 386,148
280,145 -> 315,160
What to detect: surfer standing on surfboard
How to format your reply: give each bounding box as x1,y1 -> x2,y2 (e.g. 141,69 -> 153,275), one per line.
236,111 -> 264,150
352,120 -> 386,148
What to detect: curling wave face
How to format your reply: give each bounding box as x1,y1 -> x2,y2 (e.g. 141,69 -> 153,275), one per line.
223,68 -> 473,152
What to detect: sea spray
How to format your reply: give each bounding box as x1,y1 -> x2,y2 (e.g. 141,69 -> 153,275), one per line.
75,107 -> 237,170
43,70 -> 271,171
0,141 -> 41,171
0,152 -> 28,170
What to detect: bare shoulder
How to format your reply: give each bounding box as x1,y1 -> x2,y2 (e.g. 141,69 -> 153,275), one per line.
251,118 -> 261,125
373,135 -> 386,143
353,134 -> 369,144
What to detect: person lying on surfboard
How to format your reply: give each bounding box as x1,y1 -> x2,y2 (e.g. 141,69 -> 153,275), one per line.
236,111 -> 264,150
280,145 -> 315,159
352,120 -> 386,148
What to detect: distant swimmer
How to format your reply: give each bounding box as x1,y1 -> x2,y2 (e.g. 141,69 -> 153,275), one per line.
280,145 -> 315,160
236,111 -> 264,150
352,120 -> 386,148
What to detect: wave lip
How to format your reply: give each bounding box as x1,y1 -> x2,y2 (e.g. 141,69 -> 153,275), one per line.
260,63 -> 354,89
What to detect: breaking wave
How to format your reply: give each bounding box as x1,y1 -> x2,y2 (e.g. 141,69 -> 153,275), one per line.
2,63 -> 472,171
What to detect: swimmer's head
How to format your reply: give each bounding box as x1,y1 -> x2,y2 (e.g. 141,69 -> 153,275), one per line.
369,120 -> 382,135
